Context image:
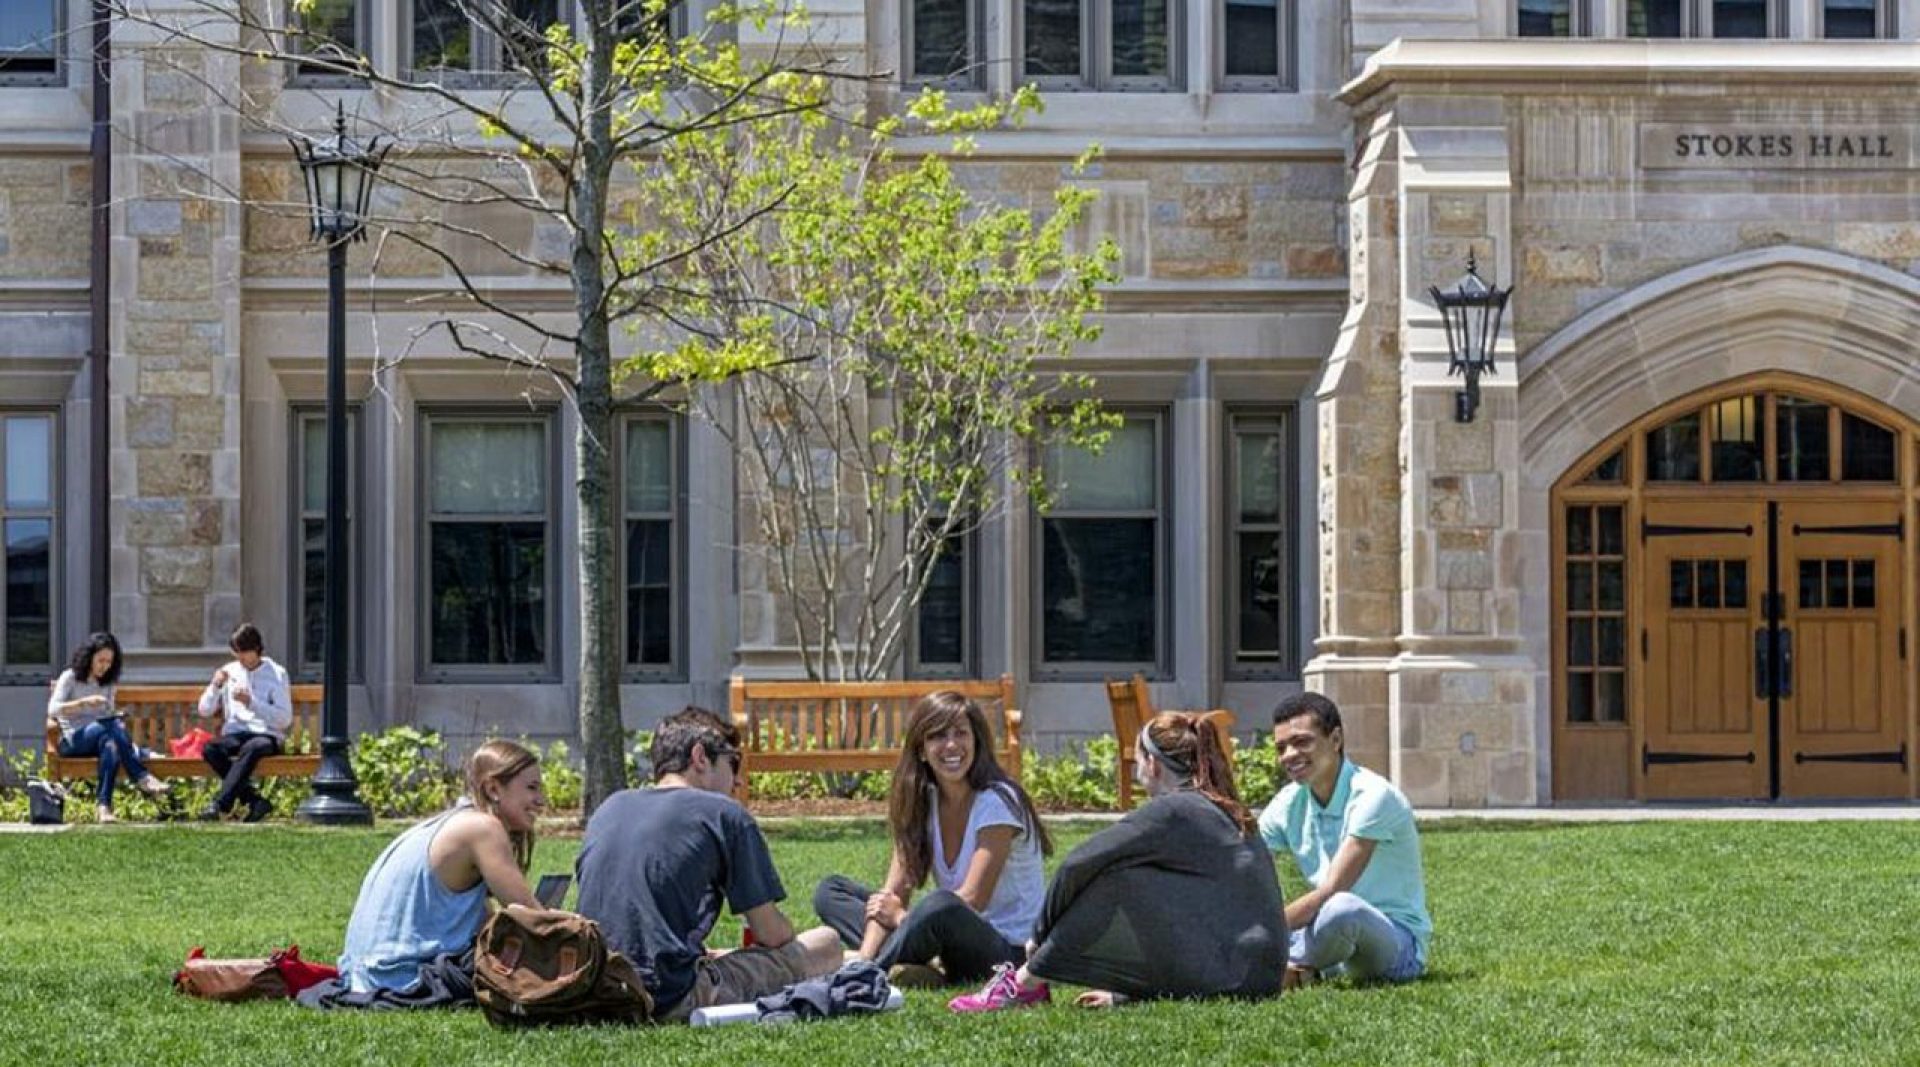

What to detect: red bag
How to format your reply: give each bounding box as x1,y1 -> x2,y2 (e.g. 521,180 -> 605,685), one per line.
271,945 -> 338,995
169,728 -> 214,759
173,945 -> 338,1001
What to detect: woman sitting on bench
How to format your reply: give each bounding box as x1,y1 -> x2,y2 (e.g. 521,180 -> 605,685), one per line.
299,740 -> 545,1011
46,632 -> 169,823
814,691 -> 1052,988
950,711 -> 1287,1012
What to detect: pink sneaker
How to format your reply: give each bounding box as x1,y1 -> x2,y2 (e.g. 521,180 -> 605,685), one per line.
947,964 -> 1050,1013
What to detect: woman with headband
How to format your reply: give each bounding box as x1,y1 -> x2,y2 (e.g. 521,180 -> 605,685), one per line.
949,711 -> 1287,1012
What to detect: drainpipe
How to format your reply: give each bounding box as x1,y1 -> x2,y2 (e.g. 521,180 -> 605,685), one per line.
88,0 -> 111,632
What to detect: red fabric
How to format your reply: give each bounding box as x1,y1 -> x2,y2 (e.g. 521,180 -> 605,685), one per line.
172,945 -> 208,988
168,728 -> 215,759
270,945 -> 339,995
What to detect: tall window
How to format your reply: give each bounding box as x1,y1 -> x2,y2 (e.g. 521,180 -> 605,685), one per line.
1626,0 -> 1780,36
1,413 -> 55,676
1021,0 -> 1181,91
1228,411 -> 1293,678
423,414 -> 555,677
291,409 -> 361,681
911,521 -> 974,678
1626,0 -> 1686,34
906,0 -> 981,86
622,413 -> 679,676
1037,413 -> 1166,674
1218,0 -> 1293,90
410,0 -> 565,78
1517,0 -> 1583,35
1823,0 -> 1891,37
0,1 -> 60,83
288,0 -> 365,82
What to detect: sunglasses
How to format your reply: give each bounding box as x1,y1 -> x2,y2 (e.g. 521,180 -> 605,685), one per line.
711,745 -> 743,774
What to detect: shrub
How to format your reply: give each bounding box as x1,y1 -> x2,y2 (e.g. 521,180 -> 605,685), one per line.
349,726 -> 457,818
1233,732 -> 1282,810
1022,736 -> 1120,812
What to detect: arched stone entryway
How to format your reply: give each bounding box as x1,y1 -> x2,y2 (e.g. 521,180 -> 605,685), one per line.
1518,247 -> 1920,801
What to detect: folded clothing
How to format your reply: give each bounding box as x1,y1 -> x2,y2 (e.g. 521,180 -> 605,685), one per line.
754,960 -> 894,1024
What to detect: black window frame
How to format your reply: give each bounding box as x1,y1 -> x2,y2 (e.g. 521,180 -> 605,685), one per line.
906,518 -> 978,680
0,408 -> 58,680
1032,408 -> 1171,681
1224,406 -> 1297,681
289,405 -> 366,684
417,407 -> 561,682
617,407 -> 686,682
1015,0 -> 1186,93
0,0 -> 63,87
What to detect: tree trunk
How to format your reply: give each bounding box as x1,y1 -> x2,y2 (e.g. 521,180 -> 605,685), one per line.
574,1 -> 625,816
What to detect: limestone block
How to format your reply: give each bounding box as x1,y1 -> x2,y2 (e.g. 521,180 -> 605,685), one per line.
171,398 -> 226,450
136,450 -> 212,498
1428,194 -> 1487,237
127,200 -> 183,237
1446,752 -> 1489,807
135,255 -> 213,299
1835,223 -> 1920,262
1433,416 -> 1494,471
125,399 -> 174,447
1439,670 -> 1495,705
141,547 -> 212,592
1448,590 -> 1488,634
1286,245 -> 1345,278
1488,751 -> 1536,806
1396,749 -> 1447,807
139,368 -> 211,397
1182,185 -> 1248,227
147,593 -> 204,647
1428,473 -> 1502,527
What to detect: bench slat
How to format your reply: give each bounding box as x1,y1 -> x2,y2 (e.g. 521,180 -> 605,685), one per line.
45,684 -> 326,784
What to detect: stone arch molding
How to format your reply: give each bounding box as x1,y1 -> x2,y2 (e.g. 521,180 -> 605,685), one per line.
1517,245 -> 1920,494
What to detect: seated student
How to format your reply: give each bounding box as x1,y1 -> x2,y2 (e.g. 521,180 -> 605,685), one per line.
948,712 -> 1287,1012
813,691 -> 1051,987
298,740 -> 545,1010
576,708 -> 842,1023
194,622 -> 294,822
46,631 -> 169,823
1261,692 -> 1430,986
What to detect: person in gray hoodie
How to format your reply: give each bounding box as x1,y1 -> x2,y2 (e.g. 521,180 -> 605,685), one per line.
195,623 -> 293,822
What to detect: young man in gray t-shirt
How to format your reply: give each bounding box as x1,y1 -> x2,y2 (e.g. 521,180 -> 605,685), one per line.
576,708 -> 842,1021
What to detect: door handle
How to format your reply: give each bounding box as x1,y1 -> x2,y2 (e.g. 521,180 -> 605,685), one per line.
1754,628 -> 1771,699
1778,627 -> 1793,698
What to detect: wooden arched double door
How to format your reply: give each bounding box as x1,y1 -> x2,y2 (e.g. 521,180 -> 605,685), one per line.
1555,377 -> 1916,801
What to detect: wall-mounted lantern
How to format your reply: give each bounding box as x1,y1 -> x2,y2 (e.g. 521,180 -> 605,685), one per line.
1430,252 -> 1512,424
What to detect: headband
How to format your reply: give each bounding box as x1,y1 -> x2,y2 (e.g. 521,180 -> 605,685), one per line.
1137,726 -> 1191,777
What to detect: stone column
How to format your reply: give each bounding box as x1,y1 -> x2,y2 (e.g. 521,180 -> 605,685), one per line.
1387,100 -> 1535,807
111,7 -> 245,673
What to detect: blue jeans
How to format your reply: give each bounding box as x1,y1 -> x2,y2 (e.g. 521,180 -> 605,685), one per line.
1290,892 -> 1424,983
58,719 -> 152,809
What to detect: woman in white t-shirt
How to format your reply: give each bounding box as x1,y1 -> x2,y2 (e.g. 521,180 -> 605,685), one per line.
814,691 -> 1052,986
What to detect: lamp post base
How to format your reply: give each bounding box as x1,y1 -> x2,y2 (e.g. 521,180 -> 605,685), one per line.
296,745 -> 373,826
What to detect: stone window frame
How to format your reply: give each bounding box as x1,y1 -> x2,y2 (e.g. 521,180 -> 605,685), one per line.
906,516 -> 978,680
1224,405 -> 1297,681
1213,0 -> 1294,91
1014,0 -> 1188,92
287,405 -> 366,684
1031,406 -> 1172,681
416,406 -> 563,683
0,0 -> 65,88
617,406 -> 686,682
0,408 -> 59,681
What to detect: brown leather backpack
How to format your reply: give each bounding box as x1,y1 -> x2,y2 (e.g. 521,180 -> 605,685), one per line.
473,906 -> 653,1028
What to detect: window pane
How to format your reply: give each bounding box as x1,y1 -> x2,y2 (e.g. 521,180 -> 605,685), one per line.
1049,420 -> 1155,511
294,0 -> 358,57
1825,0 -> 1879,37
501,0 -> 561,70
1775,397 -> 1831,482
1237,531 -> 1283,661
1841,413 -> 1895,482
4,415 -> 51,508
1647,413 -> 1701,481
0,3 -> 57,57
1582,450 -> 1624,483
1825,560 -> 1848,609
1222,0 -> 1277,76
1596,672 -> 1625,723
1723,560 -> 1747,609
626,519 -> 673,666
1799,559 -> 1821,608
625,420 -> 673,513
1853,559 -> 1876,609
1697,560 -> 1721,609
302,418 -> 327,513
913,0 -> 972,78
1566,561 -> 1593,612
1670,561 -> 1693,608
917,536 -> 967,667
1566,671 -> 1593,723
301,518 -> 326,668
1598,506 -> 1624,556
1713,0 -> 1769,36
1708,395 -> 1764,482
1236,427 -> 1283,524
432,422 -> 545,513
1043,518 -> 1155,663
1568,619 -> 1593,666
1598,618 -> 1625,667
1023,0 -> 1081,78
1627,0 -> 1684,35
413,0 -> 473,72
431,522 -> 547,665
4,518 -> 51,666
1110,0 -> 1169,77
1598,561 -> 1624,612
1566,506 -> 1591,556
1518,0 -> 1573,35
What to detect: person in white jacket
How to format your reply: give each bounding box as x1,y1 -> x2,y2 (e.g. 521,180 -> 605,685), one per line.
196,623 -> 293,822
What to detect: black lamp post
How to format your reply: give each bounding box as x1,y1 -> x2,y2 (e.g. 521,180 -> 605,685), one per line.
290,104 -> 384,826
1430,252 -> 1513,424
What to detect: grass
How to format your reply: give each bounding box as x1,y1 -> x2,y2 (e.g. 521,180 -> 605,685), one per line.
3,818 -> 1917,1066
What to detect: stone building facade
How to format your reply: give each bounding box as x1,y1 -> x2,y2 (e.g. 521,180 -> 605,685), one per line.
4,0 -> 1920,805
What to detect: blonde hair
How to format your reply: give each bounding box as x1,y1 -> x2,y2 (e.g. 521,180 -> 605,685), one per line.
465,740 -> 540,871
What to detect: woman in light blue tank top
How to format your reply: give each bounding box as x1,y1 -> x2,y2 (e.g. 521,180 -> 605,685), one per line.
328,740 -> 547,1003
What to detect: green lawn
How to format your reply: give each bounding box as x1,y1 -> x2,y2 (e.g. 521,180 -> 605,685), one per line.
4,818 -> 1915,1066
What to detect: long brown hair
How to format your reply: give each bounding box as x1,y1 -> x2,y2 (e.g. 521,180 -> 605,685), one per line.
888,691 -> 1052,888
466,740 -> 539,872
1141,712 -> 1252,834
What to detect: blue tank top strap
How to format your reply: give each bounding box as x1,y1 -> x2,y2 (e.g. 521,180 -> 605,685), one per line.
336,801 -> 493,994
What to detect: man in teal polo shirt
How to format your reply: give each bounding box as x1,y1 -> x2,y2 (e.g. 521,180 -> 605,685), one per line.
1258,692 -> 1430,985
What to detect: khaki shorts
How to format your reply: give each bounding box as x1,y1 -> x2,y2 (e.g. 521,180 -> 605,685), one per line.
660,940 -> 815,1022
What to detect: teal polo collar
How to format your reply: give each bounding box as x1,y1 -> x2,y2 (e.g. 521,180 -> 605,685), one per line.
1309,758 -> 1358,816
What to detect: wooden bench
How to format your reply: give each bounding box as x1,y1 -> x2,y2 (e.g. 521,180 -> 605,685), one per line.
45,684 -> 323,783
1105,674 -> 1236,810
728,675 -> 1023,800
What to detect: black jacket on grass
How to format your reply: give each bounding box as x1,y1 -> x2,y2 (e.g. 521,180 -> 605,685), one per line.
1025,790 -> 1288,1000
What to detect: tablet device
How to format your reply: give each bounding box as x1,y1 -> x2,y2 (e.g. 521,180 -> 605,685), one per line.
534,874 -> 572,908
